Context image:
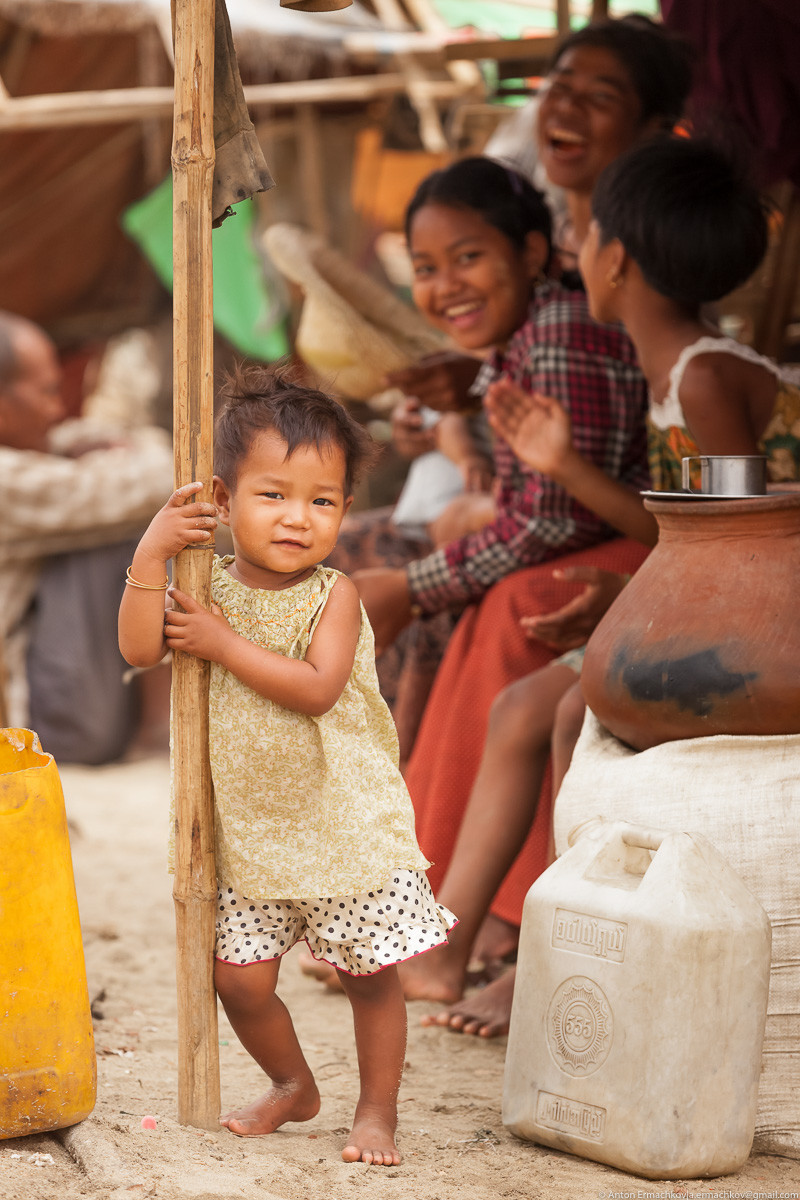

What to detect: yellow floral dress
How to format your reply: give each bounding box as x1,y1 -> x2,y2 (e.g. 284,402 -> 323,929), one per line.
647,335 -> 800,491
208,558 -> 431,900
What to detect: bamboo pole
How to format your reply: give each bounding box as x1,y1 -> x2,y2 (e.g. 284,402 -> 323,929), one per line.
170,0 -> 220,1130
0,637 -> 9,728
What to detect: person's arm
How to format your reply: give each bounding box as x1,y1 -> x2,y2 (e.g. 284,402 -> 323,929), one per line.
484,379 -> 658,546
390,395 -> 437,460
163,574 -> 361,717
676,358 -> 762,456
435,412 -> 494,493
520,565 -> 630,650
405,338 -> 648,612
385,351 -> 483,413
118,482 -> 217,668
2,424 -> 174,561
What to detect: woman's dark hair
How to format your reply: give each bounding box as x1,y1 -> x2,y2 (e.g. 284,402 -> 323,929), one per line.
550,14 -> 693,130
591,135 -> 769,308
404,156 -> 552,260
214,364 -> 377,495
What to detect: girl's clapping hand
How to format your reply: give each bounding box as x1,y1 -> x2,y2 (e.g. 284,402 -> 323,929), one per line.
164,588 -> 233,662
485,380 -> 574,480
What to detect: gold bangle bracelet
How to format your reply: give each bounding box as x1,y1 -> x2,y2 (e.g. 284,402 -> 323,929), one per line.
125,566 -> 170,591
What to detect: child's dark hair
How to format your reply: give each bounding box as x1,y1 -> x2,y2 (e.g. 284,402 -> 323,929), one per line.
550,14 -> 693,130
404,156 -> 552,264
591,135 -> 769,308
215,365 -> 378,495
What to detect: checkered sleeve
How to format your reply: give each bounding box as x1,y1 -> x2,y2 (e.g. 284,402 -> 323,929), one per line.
406,288 -> 649,611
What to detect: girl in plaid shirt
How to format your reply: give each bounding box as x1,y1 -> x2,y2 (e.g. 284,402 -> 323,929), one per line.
353,157 -> 649,650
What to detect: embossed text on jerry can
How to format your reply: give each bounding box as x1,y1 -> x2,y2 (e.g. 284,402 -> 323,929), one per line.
503,821 -> 771,1179
1,728 -> 96,1138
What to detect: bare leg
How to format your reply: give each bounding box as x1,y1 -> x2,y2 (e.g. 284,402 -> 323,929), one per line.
338,966 -> 406,1166
549,681 -> 587,861
400,662 -> 579,1005
215,958 -> 320,1135
421,680 -> 587,1040
470,912 -> 519,972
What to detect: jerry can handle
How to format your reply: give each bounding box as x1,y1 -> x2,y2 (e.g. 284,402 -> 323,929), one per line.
621,826 -> 666,853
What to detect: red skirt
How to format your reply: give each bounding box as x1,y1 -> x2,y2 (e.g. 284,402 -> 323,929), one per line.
405,537 -> 651,928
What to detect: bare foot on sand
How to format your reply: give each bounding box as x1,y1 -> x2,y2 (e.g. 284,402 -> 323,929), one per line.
398,945 -> 464,1004
341,1106 -> 400,1166
420,968 -> 516,1039
298,948 -> 345,993
471,913 -> 519,966
398,917 -> 517,1005
220,1079 -> 321,1136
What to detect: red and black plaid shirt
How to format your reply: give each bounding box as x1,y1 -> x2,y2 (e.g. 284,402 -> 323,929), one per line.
406,283 -> 649,611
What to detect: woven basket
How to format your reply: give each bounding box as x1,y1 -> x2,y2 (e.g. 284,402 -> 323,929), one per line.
263,222 -> 447,401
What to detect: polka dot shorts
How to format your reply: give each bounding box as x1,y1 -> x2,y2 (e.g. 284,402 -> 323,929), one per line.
215,869 -> 457,975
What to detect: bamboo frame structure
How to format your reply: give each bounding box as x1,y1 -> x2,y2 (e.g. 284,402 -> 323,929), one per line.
170,0 -> 220,1130
0,72 -> 473,131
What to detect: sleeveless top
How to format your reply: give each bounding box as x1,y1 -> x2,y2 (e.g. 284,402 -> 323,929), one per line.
204,558 -> 429,899
647,335 -> 800,491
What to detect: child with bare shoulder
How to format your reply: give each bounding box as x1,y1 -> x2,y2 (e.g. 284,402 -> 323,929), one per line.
406,135 -> 800,1041
118,369 -> 454,1165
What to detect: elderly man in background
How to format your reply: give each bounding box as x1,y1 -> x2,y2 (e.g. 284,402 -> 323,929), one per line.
0,310 -> 173,763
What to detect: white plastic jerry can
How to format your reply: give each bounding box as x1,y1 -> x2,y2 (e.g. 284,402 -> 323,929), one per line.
503,821 -> 771,1179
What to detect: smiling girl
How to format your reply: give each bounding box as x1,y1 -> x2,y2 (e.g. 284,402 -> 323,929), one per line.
118,371 -> 455,1166
354,156 -> 650,654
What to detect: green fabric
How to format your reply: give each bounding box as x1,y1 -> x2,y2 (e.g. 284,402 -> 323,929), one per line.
122,175 -> 288,362
430,0 -> 659,37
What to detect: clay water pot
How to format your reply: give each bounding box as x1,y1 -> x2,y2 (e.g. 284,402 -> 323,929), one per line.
581,491 -> 800,750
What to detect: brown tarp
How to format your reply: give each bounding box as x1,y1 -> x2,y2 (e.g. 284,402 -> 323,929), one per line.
0,29 -> 163,330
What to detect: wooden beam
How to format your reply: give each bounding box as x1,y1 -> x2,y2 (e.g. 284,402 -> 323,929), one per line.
402,0 -> 483,89
445,34 -> 557,64
754,186 -> 800,360
0,73 -> 472,131
297,105 -> 330,240
370,0 -> 449,153
170,0 -> 220,1132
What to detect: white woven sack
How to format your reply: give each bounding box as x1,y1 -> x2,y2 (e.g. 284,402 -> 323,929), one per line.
554,711 -> 800,1159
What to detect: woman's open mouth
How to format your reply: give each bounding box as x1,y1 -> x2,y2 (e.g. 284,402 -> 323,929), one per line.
440,300 -> 484,329
546,128 -> 588,161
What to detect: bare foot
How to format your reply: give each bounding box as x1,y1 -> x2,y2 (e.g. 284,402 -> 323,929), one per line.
398,946 -> 465,1004
341,1106 -> 400,1166
220,1079 -> 320,1136
297,947 -> 344,993
420,968 -> 516,1038
470,913 -> 519,966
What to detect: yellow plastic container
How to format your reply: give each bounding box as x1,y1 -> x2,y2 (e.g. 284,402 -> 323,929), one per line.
1,728 -> 96,1138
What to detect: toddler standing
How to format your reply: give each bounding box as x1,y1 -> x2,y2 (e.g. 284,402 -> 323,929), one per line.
119,369 -> 454,1166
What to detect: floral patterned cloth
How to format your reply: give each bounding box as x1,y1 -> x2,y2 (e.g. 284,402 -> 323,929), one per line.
206,557 -> 430,899
647,335 -> 800,491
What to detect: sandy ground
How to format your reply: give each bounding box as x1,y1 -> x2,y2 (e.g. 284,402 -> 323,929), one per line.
2,752 -> 800,1200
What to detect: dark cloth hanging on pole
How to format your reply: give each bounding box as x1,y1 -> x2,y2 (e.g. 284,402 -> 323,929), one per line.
211,0 -> 275,224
